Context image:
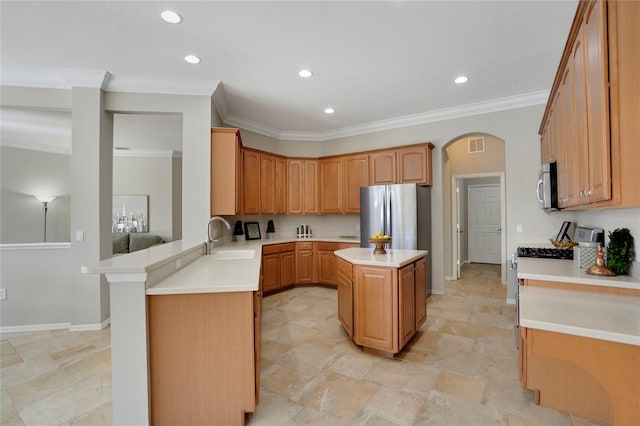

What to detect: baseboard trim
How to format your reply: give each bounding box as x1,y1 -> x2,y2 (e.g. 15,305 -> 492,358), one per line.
506,298 -> 516,305
444,276 -> 457,281
0,322 -> 70,334
69,317 -> 111,332
429,289 -> 445,295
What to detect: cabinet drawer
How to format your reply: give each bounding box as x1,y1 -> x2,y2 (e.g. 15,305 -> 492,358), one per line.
336,257 -> 353,280
263,243 -> 295,255
296,241 -> 313,250
317,242 -> 339,251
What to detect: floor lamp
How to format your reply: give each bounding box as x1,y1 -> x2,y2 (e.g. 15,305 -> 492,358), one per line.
35,196 -> 56,242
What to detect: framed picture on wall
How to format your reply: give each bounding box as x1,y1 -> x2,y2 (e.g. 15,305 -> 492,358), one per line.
244,222 -> 261,240
113,194 -> 148,232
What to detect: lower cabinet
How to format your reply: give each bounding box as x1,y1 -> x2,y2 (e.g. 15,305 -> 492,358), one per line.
344,256 -> 427,357
261,243 -> 295,293
336,257 -> 354,337
147,291 -> 259,425
296,242 -> 314,284
316,242 -> 339,286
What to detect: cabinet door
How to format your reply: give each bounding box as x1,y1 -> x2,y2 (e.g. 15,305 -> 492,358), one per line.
304,160 -> 319,214
320,158 -> 342,214
572,25 -> 591,206
287,159 -> 303,214
583,0 -> 611,204
414,257 -> 427,329
262,253 -> 280,292
398,264 -> 416,349
253,291 -> 261,404
354,266 -> 396,353
275,157 -> 287,214
211,128 -> 241,215
397,147 -> 428,185
337,272 -> 354,337
243,150 -> 261,214
296,250 -> 314,284
343,154 -> 369,214
369,151 -> 396,185
260,154 -> 276,214
559,65 -> 579,208
317,250 -> 337,285
280,251 -> 295,287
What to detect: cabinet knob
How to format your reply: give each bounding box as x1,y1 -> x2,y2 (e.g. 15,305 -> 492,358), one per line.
587,190 -> 592,196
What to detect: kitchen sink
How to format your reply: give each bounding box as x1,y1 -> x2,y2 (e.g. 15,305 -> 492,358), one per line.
211,249 -> 256,260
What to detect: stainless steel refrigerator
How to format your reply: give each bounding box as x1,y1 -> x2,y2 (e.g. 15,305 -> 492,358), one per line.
360,183 -> 432,294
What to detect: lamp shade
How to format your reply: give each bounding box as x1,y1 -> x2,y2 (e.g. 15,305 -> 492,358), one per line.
35,195 -> 56,203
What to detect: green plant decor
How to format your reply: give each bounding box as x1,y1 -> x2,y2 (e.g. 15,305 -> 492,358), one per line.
606,228 -> 634,275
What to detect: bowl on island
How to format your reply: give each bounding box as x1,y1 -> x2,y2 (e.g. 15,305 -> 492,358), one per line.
368,236 -> 391,254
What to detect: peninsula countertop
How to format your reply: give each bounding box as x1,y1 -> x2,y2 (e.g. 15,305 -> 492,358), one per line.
334,247 -> 428,268
517,257 -> 640,290
519,285 -> 640,346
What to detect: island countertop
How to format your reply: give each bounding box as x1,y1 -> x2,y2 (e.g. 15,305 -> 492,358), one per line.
517,257 -> 640,290
519,285 -> 640,346
334,247 -> 428,268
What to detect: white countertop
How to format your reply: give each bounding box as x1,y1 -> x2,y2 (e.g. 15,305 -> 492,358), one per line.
517,257 -> 640,290
334,247 -> 428,268
519,285 -> 640,346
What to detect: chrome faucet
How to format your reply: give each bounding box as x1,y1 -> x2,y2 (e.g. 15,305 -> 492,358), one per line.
206,216 -> 231,254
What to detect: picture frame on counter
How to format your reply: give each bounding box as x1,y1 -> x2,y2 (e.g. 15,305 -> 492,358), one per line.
244,222 -> 261,240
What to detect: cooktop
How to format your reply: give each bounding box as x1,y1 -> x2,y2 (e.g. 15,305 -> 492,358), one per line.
517,247 -> 574,260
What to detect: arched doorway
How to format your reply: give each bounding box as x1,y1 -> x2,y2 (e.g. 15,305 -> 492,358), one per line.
442,133 -> 507,284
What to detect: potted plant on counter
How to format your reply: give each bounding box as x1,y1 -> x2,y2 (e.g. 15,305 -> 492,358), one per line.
606,228 -> 634,275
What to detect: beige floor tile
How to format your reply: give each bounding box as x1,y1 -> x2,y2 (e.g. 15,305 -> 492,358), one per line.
330,353 -> 380,380
0,355 -> 59,390
362,387 -> 424,425
281,342 -> 342,370
260,339 -> 293,362
1,390 -> 24,426
247,390 -> 304,425
365,359 -> 440,397
296,371 -> 380,422
7,369 -> 78,410
261,360 -> 322,399
288,406 -> 349,426
415,389 -> 505,425
434,370 -> 485,403
432,333 -> 475,358
68,401 -> 112,425
262,322 -> 320,346
1,352 -> 23,369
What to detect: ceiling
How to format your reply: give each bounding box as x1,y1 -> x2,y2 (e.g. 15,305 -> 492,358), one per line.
1,0 -> 578,147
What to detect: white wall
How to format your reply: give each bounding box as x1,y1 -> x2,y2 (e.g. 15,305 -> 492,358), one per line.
0,147 -> 71,243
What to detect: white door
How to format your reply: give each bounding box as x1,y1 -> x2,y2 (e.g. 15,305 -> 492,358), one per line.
468,184 -> 501,264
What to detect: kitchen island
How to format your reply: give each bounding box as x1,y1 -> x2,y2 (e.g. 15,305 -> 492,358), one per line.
517,258 -> 640,425
334,248 -> 428,357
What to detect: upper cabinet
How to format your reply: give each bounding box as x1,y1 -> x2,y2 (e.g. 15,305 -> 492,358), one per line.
242,149 -> 285,215
539,0 -> 640,209
288,159 -> 318,214
320,154 -> 369,214
370,144 -> 434,186
210,128 -> 243,215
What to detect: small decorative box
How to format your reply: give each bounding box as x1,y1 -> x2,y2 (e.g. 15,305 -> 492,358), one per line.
574,244 -> 597,269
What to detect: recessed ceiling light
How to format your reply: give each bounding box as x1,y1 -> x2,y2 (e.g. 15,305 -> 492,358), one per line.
184,55 -> 201,64
324,108 -> 335,114
161,10 -> 182,24
454,76 -> 469,84
298,69 -> 313,78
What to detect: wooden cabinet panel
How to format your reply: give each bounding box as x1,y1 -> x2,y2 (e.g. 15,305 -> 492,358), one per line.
243,150 -> 261,215
397,146 -> 430,185
296,245 -> 314,284
572,25 -> 590,207
414,257 -> 427,329
148,292 -> 256,425
288,159 -> 318,214
262,253 -> 280,292
337,271 -> 354,337
304,160 -> 319,214
211,128 -> 242,215
287,159 -> 303,214
369,152 -> 396,185
275,157 -> 287,214
320,158 -> 342,214
343,154 -> 369,213
317,250 -> 337,285
260,154 -> 276,214
253,291 -> 261,404
398,264 -> 416,349
281,251 -> 295,287
354,266 -> 397,353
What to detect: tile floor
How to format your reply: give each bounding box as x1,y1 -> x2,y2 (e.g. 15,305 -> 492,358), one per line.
1,263 -> 604,425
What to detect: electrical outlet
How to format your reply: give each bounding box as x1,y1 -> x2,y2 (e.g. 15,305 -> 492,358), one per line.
0,288 -> 7,301
75,231 -> 84,242
516,224 -> 524,234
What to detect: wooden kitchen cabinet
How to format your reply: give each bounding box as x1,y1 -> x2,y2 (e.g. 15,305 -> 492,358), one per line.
260,154 -> 277,214
275,157 -> 287,214
347,256 -> 427,357
296,241 -> 315,284
242,150 -> 261,214
319,158 -> 342,214
342,154 -> 369,213
336,257 -> 354,337
243,150 -> 282,215
261,243 -> 295,293
288,159 -> 319,214
539,0 -> 640,209
316,242 -> 339,286
210,128 -> 243,215
147,291 -> 259,425
369,144 -> 434,186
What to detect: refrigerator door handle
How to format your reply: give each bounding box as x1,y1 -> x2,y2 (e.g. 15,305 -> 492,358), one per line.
384,186 -> 392,248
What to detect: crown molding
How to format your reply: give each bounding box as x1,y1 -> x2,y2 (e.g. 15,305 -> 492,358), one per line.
105,75 -> 220,96
0,70 -> 70,89
223,114 -> 283,140
58,70 -> 111,89
0,139 -> 71,155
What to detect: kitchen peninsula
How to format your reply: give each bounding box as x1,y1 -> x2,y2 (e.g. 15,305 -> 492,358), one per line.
83,236 -> 427,425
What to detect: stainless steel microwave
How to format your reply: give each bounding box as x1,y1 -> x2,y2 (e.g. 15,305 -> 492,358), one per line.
537,161 -> 558,210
